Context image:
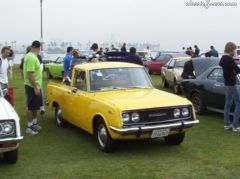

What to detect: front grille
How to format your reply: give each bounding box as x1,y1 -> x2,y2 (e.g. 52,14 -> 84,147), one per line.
123,106 -> 192,126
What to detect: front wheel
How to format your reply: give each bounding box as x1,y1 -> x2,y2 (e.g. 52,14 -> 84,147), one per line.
3,149 -> 18,164
162,77 -> 169,88
165,133 -> 185,145
191,93 -> 205,114
55,105 -> 67,127
94,119 -> 116,153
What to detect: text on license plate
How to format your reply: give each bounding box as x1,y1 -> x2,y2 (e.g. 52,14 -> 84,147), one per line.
151,128 -> 170,138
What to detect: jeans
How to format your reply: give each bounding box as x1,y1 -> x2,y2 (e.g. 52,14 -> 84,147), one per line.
224,85 -> 240,128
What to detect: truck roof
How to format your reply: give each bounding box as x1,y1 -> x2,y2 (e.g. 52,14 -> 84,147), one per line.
74,62 -> 143,71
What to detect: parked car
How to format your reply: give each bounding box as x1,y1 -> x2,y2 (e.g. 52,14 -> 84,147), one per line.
161,57 -> 191,93
47,62 -> 199,152
45,56 -> 87,79
0,88 -> 23,164
181,57 -> 223,114
144,52 -> 189,74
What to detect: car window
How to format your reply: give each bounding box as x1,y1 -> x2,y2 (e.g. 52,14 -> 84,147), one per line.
216,69 -> 224,83
208,69 -> 222,81
90,68 -> 152,91
168,59 -> 175,68
164,59 -> 171,67
74,70 -> 87,91
164,55 -> 172,62
156,54 -> 165,61
56,57 -> 64,64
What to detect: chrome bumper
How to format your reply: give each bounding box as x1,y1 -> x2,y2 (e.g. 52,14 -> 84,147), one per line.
110,120 -> 199,134
0,136 -> 23,144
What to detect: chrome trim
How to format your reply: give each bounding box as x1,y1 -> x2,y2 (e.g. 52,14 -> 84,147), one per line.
0,136 -> 23,144
110,120 -> 199,134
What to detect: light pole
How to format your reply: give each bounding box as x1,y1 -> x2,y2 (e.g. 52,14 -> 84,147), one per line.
40,0 -> 43,50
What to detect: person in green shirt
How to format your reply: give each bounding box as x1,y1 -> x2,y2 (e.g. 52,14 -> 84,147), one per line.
23,40 -> 43,135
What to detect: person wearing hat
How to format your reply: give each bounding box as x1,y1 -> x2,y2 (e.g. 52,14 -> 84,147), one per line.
23,40 -> 43,135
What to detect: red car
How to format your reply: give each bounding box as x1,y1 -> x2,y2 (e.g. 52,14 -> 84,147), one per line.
144,52 -> 189,74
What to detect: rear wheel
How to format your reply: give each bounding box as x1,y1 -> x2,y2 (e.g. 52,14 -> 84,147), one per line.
94,119 -> 116,153
46,69 -> 52,79
165,133 -> 185,145
191,93 -> 206,114
55,105 -> 67,127
162,77 -> 169,88
3,149 -> 18,164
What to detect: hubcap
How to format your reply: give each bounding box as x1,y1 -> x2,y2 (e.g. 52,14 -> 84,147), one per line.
98,124 -> 108,148
56,108 -> 62,125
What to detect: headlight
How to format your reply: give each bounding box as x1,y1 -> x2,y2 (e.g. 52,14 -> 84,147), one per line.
3,122 -> 14,135
182,108 -> 190,117
131,112 -> 140,123
122,113 -> 130,123
173,108 -> 181,118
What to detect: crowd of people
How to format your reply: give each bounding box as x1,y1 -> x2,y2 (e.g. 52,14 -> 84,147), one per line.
1,40 -> 240,135
182,45 -> 219,58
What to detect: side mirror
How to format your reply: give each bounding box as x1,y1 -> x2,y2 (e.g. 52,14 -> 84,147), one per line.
72,87 -> 78,93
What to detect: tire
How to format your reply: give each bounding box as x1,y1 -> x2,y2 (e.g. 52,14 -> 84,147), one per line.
162,77 -> 169,88
94,119 -> 116,153
191,93 -> 206,114
55,105 -> 67,127
3,149 -> 18,164
173,80 -> 180,94
46,69 -> 53,79
165,133 -> 185,145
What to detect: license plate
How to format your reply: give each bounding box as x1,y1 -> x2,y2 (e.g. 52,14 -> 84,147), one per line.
151,128 -> 170,138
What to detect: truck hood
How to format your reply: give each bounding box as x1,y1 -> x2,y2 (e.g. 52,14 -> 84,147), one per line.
0,98 -> 19,120
94,88 -> 191,111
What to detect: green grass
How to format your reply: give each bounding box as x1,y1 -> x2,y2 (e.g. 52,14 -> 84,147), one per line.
1,67 -> 240,179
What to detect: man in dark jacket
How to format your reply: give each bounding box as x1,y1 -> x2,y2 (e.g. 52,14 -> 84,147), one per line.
219,42 -> 240,132
181,60 -> 195,79
124,47 -> 143,66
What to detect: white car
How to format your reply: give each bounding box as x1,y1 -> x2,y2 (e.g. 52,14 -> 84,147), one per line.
0,88 -> 23,164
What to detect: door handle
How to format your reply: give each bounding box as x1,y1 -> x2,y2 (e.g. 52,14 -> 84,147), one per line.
214,84 -> 221,87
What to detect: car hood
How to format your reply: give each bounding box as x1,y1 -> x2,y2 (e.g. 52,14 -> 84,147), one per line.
94,88 -> 191,110
0,98 -> 19,120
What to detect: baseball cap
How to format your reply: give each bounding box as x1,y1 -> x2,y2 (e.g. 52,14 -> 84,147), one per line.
31,40 -> 41,48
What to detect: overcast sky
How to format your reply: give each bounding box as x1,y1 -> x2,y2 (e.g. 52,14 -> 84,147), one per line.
0,0 -> 240,51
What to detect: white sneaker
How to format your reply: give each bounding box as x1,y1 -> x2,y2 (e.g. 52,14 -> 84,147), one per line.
33,124 -> 42,131
26,126 -> 39,135
224,125 -> 232,130
232,127 -> 240,132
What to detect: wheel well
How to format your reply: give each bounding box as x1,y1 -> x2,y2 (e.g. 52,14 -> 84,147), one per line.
92,115 -> 103,133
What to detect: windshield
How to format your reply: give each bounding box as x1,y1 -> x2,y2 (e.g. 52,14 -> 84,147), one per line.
176,60 -> 189,68
90,67 -> 153,91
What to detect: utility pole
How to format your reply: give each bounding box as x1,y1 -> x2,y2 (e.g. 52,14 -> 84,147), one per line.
40,0 -> 43,50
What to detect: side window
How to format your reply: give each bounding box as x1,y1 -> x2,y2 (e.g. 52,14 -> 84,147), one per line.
74,71 -> 87,91
164,60 -> 171,67
56,57 -> 64,64
164,55 -> 171,62
168,59 -> 175,68
208,69 -> 221,81
216,69 -> 224,83
156,54 -> 165,61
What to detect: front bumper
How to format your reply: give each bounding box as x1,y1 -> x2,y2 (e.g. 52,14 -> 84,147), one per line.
0,136 -> 23,144
110,120 -> 199,134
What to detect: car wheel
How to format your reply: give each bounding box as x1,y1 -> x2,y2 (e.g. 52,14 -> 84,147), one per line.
162,77 -> 169,88
94,119 -> 116,153
46,69 -> 53,79
3,149 -> 18,164
55,105 -> 67,127
191,93 -> 205,114
173,80 -> 180,94
165,133 -> 185,145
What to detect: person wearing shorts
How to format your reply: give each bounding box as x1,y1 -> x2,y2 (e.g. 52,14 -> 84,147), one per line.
23,40 -> 43,135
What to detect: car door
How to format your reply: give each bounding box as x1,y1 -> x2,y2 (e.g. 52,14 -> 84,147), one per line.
69,70 -> 90,130
165,59 -> 176,86
205,68 -> 224,109
210,68 -> 225,109
149,54 -> 165,73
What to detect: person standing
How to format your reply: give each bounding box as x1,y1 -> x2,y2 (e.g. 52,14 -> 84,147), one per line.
194,45 -> 200,57
121,43 -> 127,52
63,46 -> 74,84
219,42 -> 240,132
0,47 -> 10,90
124,47 -> 143,66
8,46 -> 14,78
209,46 -> 219,57
23,40 -> 43,135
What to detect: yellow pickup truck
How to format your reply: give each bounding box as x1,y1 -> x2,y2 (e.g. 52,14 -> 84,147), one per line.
47,62 -> 199,152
